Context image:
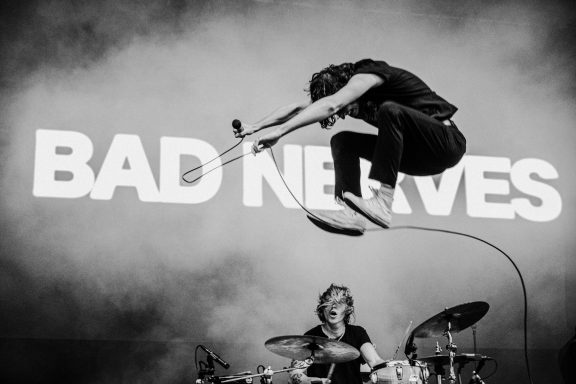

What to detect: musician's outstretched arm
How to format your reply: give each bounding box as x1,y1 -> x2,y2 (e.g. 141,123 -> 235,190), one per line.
252,74 -> 382,152
233,100 -> 311,138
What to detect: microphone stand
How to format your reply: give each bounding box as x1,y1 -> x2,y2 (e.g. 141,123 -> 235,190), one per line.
197,355 -> 220,384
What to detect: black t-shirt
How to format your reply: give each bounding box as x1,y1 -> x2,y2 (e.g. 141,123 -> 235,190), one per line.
353,59 -> 458,120
304,325 -> 371,384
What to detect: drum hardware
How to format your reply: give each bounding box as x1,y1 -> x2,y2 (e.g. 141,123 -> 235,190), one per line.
220,372 -> 254,384
443,320 -> 457,384
196,360 -> 305,384
199,335 -> 359,384
370,360 -> 429,384
435,342 -> 442,354
195,346 -> 260,384
470,325 -> 477,371
220,367 -> 301,384
221,371 -> 252,378
196,352 -> 221,384
431,341 -> 444,384
419,354 -> 489,366
407,302 -> 491,384
418,355 -> 493,384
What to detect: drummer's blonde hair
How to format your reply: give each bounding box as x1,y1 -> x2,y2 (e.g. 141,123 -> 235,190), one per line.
316,284 -> 355,324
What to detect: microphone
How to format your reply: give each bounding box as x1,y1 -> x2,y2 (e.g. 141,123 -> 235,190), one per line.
232,119 -> 242,129
475,356 -> 494,375
468,357 -> 491,384
468,373 -> 485,384
475,358 -> 486,375
200,345 -> 230,369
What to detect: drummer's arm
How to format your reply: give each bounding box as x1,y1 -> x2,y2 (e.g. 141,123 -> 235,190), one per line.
288,361 -> 326,384
360,343 -> 386,369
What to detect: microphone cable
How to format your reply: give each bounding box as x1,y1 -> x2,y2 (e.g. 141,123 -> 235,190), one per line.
180,129 -> 534,384
267,147 -> 534,384
181,137 -> 250,184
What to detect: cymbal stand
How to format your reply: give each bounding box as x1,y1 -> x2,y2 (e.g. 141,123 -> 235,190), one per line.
433,341 -> 444,384
443,320 -> 457,384
456,362 -> 464,384
471,324 -> 478,372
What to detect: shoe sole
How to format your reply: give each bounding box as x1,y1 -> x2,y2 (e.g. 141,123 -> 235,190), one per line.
343,197 -> 390,229
306,215 -> 364,236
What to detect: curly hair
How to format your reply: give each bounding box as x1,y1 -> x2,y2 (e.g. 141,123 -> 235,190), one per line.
306,63 -> 355,129
315,283 -> 356,324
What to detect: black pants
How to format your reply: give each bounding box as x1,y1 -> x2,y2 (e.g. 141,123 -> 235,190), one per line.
330,101 -> 466,199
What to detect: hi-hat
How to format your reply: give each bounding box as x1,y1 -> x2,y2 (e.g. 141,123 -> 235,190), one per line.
412,302 -> 489,338
265,335 -> 360,364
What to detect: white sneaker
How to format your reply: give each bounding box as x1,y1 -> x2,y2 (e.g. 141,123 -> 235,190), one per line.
307,201 -> 367,236
343,186 -> 393,228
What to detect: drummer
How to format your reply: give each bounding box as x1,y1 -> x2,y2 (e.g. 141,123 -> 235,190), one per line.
289,284 -> 386,384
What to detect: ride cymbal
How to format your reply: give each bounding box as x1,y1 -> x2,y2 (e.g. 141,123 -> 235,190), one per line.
412,302 -> 489,338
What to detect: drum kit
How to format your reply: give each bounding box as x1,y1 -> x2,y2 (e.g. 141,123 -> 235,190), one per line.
196,302 -> 494,384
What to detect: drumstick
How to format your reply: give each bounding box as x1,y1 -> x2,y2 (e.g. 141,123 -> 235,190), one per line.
325,363 -> 336,384
392,321 -> 413,360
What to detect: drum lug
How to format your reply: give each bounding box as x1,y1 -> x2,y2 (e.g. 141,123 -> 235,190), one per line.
395,365 -> 403,380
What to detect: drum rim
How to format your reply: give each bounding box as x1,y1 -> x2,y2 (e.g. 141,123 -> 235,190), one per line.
373,359 -> 428,369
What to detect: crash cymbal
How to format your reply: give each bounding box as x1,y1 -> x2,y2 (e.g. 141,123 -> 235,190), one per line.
418,354 -> 492,366
412,302 -> 489,338
265,335 -> 360,364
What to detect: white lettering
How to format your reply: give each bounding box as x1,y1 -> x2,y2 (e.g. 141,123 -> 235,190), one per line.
33,129 -> 95,198
242,143 -> 303,208
304,145 -> 338,210
90,134 -> 160,201
511,158 -> 562,222
465,155 -> 514,219
31,131 -> 563,222
415,161 -> 465,216
160,137 -> 222,204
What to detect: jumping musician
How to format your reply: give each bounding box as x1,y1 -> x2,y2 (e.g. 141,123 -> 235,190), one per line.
233,59 -> 466,235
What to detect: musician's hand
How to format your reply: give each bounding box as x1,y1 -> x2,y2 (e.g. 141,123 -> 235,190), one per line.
290,360 -> 312,370
252,130 -> 281,154
233,122 -> 258,138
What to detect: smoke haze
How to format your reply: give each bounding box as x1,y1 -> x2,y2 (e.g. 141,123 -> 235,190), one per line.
1,0 -> 575,382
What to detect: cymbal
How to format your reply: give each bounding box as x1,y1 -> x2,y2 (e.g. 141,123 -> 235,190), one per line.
418,354 -> 492,366
412,302 -> 489,338
265,335 -> 360,364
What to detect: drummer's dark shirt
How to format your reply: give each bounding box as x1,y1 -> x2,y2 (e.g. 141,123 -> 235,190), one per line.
304,324 -> 371,384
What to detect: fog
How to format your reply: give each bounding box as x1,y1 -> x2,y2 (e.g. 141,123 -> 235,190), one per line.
1,0 -> 574,382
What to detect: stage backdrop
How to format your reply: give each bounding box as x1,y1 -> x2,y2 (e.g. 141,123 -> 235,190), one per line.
1,1 -> 574,383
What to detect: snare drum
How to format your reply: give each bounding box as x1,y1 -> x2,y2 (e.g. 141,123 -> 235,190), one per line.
370,360 -> 429,384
